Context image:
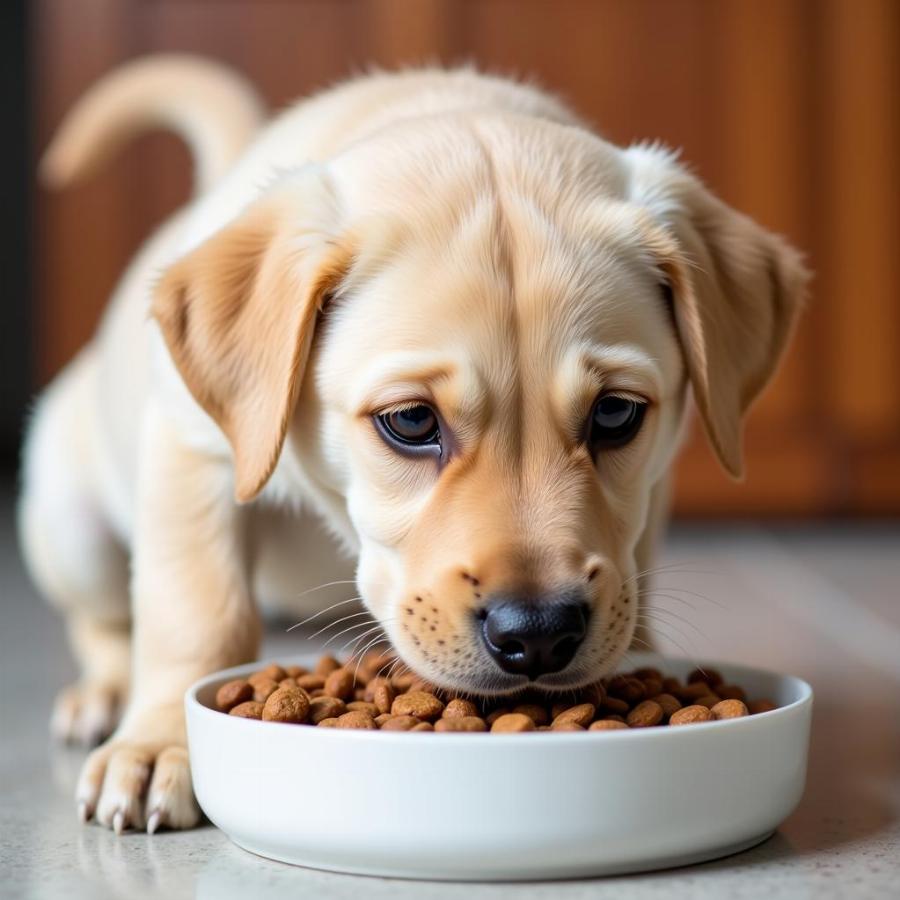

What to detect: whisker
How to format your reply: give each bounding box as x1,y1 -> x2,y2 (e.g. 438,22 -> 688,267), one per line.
293,579 -> 358,600
636,590 -> 697,611
636,611 -> 707,647
307,606 -> 369,640
640,605 -> 708,639
653,584 -> 728,609
319,618 -> 380,649
286,595 -> 366,632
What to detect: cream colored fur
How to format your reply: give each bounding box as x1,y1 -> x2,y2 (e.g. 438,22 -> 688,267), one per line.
19,56 -> 806,833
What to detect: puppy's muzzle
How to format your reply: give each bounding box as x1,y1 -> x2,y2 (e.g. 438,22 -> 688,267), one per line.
477,592 -> 590,680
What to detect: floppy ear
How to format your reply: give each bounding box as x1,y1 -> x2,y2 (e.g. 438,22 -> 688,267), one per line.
152,176 -> 349,502
626,145 -> 809,477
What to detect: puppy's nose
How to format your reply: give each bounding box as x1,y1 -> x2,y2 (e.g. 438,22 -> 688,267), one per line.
478,594 -> 589,679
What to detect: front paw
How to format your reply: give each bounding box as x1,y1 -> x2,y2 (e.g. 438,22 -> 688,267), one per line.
51,680 -> 124,747
76,710 -> 200,833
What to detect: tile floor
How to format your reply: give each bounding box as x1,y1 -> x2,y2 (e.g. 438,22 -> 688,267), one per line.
1,481 -> 898,899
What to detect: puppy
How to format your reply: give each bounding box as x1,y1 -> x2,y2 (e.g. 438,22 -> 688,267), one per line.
19,56 -> 806,832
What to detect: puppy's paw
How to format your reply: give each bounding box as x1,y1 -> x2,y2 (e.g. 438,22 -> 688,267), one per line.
76,712 -> 201,833
51,681 -> 124,747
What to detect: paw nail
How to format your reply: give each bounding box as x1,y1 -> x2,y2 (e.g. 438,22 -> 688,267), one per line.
112,810 -> 125,835
147,811 -> 160,835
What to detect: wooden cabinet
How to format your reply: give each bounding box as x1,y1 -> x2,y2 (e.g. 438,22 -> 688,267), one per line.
31,0 -> 900,516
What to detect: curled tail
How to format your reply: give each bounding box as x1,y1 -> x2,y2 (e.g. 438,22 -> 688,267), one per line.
40,55 -> 265,196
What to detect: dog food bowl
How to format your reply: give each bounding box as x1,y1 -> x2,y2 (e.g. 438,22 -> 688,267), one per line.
185,653 -> 812,880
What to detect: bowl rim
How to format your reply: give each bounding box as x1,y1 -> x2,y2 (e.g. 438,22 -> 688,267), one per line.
185,654 -> 813,747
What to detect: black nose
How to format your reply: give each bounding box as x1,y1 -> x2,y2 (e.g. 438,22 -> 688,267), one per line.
479,594 -> 589,679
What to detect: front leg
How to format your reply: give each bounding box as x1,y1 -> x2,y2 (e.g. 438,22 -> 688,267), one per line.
78,407 -> 262,832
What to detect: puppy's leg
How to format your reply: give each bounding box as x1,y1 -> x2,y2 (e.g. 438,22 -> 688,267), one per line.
18,353 -> 131,745
630,475 -> 672,653
78,405 -> 261,833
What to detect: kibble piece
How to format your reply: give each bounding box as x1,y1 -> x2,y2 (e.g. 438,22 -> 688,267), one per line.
716,684 -> 747,702
391,691 -> 445,722
695,694 -> 722,710
391,672 -> 416,692
215,679 -> 253,712
296,674 -> 326,691
655,693 -> 682,718
285,665 -> 308,679
513,704 -> 551,726
589,719 -> 629,731
278,677 -> 298,689
261,663 -> 287,682
374,713 -> 393,727
748,699 -> 777,715
603,714 -> 626,723
641,678 -> 663,699
315,655 -> 341,676
678,682 -> 713,702
372,682 -> 396,716
335,710 -> 377,729
711,699 -> 749,720
252,677 -> 281,703
309,688 -> 326,698
552,721 -> 585,732
346,701 -> 379,716
228,700 -> 265,719
634,666 -> 663,681
687,667 -> 723,688
602,697 -> 630,716
409,678 -> 438,694
364,677 -> 390,702
443,698 -> 480,719
551,703 -> 595,729
317,717 -> 339,728
485,707 -> 512,726
662,676 -> 682,694
324,668 -> 355,701
411,721 -> 434,732
626,700 -> 664,728
669,704 -> 713,726
491,713 -> 536,733
248,671 -> 273,689
308,695 -> 346,724
435,716 -> 487,732
380,715 -> 421,731
579,683 -> 606,707
607,676 -> 645,704
262,686 -> 310,724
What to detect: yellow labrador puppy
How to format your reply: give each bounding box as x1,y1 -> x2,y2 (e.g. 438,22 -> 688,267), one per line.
19,56 -> 806,832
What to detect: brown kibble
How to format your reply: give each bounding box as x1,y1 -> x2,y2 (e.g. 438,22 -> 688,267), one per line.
579,683 -> 606,707
491,713 -> 536,733
324,668 -> 355,701
589,719 -> 629,731
512,704 -> 551,726
687,667 -> 723,688
485,707 -> 512,726
391,691 -> 445,722
278,677 -> 298,689
662,676 -> 682,694
285,665 -> 308,679
409,679 -> 438,694
748,699 -> 778,715
296,674 -> 326,691
391,672 -> 416,692
309,688 -> 326,698
551,703 -> 595,729
717,684 -> 748,702
411,721 -> 434,732
317,717 -> 339,728
215,679 -> 252,712
641,678 -> 663,698
308,695 -> 346,724
262,686 -> 310,724
335,710 -> 377,729
695,694 -> 722,710
435,716 -> 487,732
678,681 -> 713,702
261,663 -> 287,682
315,655 -> 341,676
602,697 -> 630,716
374,713 -> 393,727
552,721 -> 585,732
607,676 -> 645,704
626,700 -> 664,728
248,671 -> 271,689
711,699 -> 749,720
443,698 -> 480,719
380,715 -> 421,731
364,677 -> 390,702
634,667 -> 663,681
252,677 -> 281,703
346,701 -> 379,716
372,682 -> 396,715
603,714 -> 626,723
655,693 -> 682,718
228,700 -> 264,719
669,704 -> 713,726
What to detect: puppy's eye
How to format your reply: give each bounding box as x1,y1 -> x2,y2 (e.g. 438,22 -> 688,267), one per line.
377,404 -> 441,449
588,394 -> 647,452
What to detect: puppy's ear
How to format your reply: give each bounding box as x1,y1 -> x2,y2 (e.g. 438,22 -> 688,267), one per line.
152,174 -> 348,502
626,145 -> 809,477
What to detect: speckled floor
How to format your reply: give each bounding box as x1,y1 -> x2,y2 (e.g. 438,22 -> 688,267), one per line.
1,479 -> 898,899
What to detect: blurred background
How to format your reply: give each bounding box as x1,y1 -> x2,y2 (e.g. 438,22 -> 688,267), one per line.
6,0 -> 900,518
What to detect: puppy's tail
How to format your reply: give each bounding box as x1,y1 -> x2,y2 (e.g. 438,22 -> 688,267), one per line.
39,55 -> 265,196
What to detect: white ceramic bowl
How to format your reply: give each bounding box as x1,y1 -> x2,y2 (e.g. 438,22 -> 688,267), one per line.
185,654 -> 812,880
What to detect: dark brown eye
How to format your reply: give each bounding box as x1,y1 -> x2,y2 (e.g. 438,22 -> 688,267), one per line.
588,394 -> 646,453
377,405 -> 441,448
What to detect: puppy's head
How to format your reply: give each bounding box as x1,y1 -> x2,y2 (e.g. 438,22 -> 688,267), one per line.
155,115 -> 806,695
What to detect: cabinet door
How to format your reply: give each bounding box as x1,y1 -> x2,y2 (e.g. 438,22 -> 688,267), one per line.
31,0 -> 900,515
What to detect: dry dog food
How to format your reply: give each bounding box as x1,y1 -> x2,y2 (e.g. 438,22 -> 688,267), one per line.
213,656 -> 777,732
